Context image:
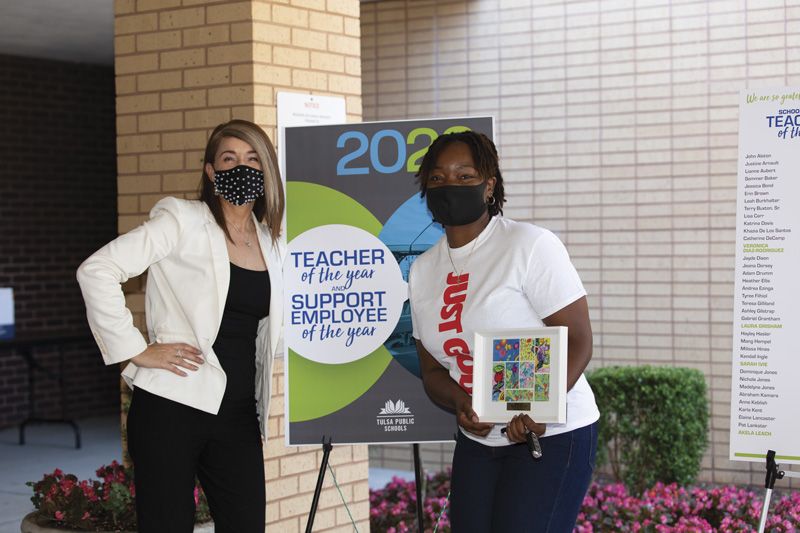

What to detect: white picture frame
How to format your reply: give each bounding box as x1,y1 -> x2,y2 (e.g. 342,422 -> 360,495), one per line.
472,326 -> 567,424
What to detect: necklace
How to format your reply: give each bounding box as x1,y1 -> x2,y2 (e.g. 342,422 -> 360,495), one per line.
229,220 -> 253,248
446,234 -> 480,277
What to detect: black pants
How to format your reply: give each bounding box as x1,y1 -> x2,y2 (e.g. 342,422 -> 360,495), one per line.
127,388 -> 265,533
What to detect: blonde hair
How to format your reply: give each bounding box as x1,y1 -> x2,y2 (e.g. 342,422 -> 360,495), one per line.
199,119 -> 285,244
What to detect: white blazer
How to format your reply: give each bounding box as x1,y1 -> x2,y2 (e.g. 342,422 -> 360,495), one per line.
77,197 -> 284,437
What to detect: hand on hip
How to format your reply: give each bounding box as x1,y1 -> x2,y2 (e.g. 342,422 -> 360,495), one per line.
131,343 -> 204,377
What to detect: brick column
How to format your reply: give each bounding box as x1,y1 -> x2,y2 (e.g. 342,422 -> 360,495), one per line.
113,1 -> 366,530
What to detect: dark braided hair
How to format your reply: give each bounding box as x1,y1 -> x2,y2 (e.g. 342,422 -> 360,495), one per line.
415,130 -> 505,217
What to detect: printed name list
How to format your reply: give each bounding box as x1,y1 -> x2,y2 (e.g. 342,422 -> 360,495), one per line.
730,88 -> 800,463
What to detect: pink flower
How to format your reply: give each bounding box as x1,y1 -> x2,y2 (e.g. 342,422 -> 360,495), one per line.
58,478 -> 75,496
54,511 -> 64,520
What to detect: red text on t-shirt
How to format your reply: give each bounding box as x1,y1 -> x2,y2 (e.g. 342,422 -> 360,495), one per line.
439,272 -> 472,393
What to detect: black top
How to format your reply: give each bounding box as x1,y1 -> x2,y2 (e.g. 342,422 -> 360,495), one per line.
213,263 -> 270,408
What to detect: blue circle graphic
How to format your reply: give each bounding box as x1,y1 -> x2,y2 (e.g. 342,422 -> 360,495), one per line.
378,194 -> 444,378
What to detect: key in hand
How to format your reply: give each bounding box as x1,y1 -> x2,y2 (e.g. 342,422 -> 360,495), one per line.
526,429 -> 543,459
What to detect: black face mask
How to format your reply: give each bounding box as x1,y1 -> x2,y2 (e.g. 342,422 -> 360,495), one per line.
426,182 -> 488,226
213,165 -> 264,206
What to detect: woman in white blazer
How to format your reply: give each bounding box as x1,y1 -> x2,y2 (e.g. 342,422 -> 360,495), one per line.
77,120 -> 284,533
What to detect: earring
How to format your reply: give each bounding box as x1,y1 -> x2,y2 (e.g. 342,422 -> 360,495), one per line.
487,195 -> 496,206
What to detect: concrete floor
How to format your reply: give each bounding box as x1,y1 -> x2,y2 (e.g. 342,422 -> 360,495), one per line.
0,416 -> 411,533
0,416 -> 122,533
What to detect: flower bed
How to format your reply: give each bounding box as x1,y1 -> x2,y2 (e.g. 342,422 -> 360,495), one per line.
576,482 -> 800,532
369,471 -> 800,532
27,462 -> 210,531
369,470 -> 450,533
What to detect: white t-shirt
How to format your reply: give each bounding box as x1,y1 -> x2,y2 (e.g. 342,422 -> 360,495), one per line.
409,216 -> 600,447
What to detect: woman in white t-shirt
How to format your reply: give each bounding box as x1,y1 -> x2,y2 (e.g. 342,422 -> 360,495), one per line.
408,131 -> 599,532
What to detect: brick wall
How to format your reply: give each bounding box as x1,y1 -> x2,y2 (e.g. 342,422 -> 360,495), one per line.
362,0 -> 800,488
0,54 -> 119,429
114,1 -> 367,530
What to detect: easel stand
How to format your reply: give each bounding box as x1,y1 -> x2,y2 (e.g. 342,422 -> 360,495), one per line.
758,449 -> 800,533
306,436 -> 333,533
412,443 -> 424,533
304,439 -> 428,533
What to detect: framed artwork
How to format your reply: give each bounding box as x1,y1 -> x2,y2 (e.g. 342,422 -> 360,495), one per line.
472,327 -> 567,424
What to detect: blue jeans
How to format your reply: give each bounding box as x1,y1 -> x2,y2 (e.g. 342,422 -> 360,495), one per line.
450,422 -> 597,533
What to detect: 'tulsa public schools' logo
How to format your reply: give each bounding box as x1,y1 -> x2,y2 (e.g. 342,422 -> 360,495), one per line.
376,399 -> 415,433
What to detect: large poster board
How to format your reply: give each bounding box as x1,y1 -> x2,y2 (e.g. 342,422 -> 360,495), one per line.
283,117 -> 494,445
730,87 -> 800,463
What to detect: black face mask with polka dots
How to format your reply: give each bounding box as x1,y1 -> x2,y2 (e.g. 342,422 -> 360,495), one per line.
213,165 -> 265,206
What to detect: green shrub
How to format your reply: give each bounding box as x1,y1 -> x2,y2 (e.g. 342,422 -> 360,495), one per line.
586,365 -> 709,494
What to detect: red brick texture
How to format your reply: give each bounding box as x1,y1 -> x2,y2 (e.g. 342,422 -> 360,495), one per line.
0,54 -> 120,429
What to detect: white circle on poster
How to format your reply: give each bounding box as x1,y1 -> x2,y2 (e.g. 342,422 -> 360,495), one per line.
284,224 -> 408,364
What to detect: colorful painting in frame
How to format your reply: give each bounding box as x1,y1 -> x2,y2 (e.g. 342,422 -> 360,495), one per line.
472,327 -> 567,424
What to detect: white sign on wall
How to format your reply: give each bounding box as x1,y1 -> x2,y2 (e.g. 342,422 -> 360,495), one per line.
277,91 -> 346,179
730,87 -> 800,464
0,288 -> 14,339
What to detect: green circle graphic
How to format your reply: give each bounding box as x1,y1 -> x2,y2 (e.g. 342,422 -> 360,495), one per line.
288,347 -> 393,422
286,181 -> 383,240
286,180 -> 392,422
